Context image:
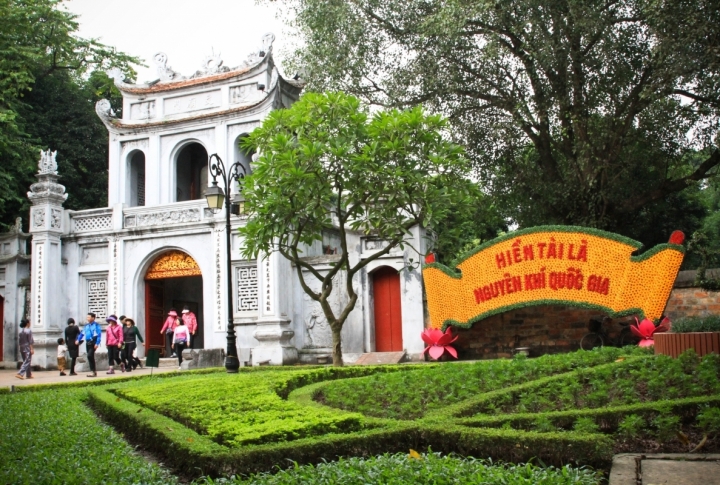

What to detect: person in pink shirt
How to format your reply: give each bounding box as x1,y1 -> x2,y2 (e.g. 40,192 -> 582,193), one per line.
160,309 -> 179,357
172,318 -> 191,369
105,315 -> 124,374
181,306 -> 198,348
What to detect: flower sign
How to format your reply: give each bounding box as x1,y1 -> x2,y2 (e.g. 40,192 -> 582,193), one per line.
421,328 -> 458,360
423,226 -> 685,330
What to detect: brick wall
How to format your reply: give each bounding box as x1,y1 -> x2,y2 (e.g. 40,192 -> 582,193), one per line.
451,268 -> 720,360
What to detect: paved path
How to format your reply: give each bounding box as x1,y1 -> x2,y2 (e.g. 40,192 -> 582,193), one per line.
0,366 -> 177,389
610,453 -> 720,485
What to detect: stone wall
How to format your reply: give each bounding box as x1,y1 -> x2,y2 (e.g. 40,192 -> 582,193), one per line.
452,268 -> 720,360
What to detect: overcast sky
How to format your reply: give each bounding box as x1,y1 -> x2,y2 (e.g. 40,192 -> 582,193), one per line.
63,0 -> 291,83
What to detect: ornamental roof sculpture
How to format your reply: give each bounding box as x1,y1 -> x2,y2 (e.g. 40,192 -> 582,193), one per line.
94,33 -> 303,132
38,149 -> 58,175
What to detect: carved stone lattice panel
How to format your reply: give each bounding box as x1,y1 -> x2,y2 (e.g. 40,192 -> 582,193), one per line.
145,250 -> 201,280
236,263 -> 259,313
86,276 -> 108,320
72,215 -> 112,232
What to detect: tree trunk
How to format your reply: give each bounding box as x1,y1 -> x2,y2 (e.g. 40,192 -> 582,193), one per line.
331,323 -> 344,366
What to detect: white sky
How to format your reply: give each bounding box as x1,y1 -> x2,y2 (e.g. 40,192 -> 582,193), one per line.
62,0 -> 291,83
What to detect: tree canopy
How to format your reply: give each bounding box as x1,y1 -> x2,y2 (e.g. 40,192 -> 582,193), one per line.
279,0 -> 720,240
239,92 -> 471,365
0,0 -> 138,230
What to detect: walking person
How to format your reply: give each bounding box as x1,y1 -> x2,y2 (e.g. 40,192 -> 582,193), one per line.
64,318 -> 81,376
15,319 -> 34,380
57,338 -> 68,376
121,318 -> 144,371
181,306 -> 198,349
105,315 -> 124,374
160,309 -> 179,357
173,318 -> 190,369
80,313 -> 102,378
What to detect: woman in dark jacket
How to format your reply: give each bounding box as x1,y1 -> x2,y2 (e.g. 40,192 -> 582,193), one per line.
121,318 -> 144,371
64,318 -> 81,376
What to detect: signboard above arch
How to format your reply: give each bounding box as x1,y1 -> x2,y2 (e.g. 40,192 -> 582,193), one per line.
145,250 -> 201,280
423,226 -> 685,330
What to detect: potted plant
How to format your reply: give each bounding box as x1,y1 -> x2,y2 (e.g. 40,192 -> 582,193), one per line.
654,316 -> 720,358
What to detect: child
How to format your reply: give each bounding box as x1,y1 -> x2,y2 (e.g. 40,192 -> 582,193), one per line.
57,337 -> 68,376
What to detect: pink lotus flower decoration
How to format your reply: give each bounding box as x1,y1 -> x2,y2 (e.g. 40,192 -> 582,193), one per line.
421,328 -> 458,360
630,316 -> 671,347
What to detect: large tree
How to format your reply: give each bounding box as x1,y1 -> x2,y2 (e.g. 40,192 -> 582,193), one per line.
239,92 -> 470,365
0,0 -> 137,230
279,0 -> 720,234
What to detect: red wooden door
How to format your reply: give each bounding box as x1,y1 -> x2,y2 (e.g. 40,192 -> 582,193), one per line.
0,295 -> 4,361
145,282 -> 165,354
373,267 -> 403,352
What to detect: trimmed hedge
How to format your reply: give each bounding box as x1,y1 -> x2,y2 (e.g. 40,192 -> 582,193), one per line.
672,315 -> 720,333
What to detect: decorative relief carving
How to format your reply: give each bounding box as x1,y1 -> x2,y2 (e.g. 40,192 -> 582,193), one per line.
95,99 -> 117,121
38,149 -> 58,174
304,303 -> 333,348
50,208 -> 62,229
32,208 -> 45,228
165,90 -> 221,116
129,100 -> 156,120
145,250 -> 202,280
230,84 -> 257,104
121,139 -> 149,152
236,263 -> 259,312
125,208 -> 200,228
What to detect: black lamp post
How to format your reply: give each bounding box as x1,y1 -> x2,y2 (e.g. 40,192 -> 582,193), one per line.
205,153 -> 246,373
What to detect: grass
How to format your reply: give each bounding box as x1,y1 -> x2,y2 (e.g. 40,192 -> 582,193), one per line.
0,387 -> 176,485
200,452 -> 603,485
318,347 -> 647,419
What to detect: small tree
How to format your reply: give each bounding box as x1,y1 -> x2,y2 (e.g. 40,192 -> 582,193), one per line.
240,92 -> 470,366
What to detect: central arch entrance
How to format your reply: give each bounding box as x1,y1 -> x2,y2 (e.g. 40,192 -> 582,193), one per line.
144,250 -> 204,356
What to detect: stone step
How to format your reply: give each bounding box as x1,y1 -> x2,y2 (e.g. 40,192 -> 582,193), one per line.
139,357 -> 179,368
353,351 -> 406,365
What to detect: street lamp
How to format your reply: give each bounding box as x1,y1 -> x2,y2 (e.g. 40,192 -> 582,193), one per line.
205,153 -> 247,373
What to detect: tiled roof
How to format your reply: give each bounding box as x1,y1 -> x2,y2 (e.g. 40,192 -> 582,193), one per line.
118,66 -> 255,95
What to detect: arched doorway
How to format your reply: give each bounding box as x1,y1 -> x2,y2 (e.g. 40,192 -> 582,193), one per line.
144,250 -> 204,356
373,266 -> 403,352
175,143 -> 208,202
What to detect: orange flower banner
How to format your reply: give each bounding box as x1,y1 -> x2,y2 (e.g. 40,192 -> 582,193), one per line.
423,226 -> 685,330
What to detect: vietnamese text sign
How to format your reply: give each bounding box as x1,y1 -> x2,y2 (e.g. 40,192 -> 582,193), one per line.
423,226 -> 684,329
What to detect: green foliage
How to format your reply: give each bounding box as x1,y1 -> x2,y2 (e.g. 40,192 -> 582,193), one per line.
469,353 -> 720,415
653,414 -> 681,442
239,92 -> 470,365
672,316 -> 720,333
0,0 -> 138,229
319,347 -> 645,419
573,417 -> 600,435
0,388 -> 175,484
206,452 -> 602,485
617,414 -> 646,439
697,407 -> 720,434
280,0 -> 720,233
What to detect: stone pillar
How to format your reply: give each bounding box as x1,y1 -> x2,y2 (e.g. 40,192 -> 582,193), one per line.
28,150 -> 68,369
0,218 -> 31,366
252,251 -> 297,365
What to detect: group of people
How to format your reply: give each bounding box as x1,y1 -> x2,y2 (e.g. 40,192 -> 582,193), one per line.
161,306 -> 197,368
13,305 -> 198,380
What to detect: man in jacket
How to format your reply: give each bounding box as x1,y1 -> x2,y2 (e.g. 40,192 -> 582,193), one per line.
80,313 -> 102,377
181,306 -> 198,348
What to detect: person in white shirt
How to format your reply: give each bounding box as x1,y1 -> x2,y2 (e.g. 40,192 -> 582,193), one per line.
172,320 -> 190,369
57,338 -> 68,376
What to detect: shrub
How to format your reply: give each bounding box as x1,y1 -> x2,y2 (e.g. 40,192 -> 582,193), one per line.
0,388 -> 175,484
199,452 -> 603,485
574,417 -> 600,434
653,414 -> 681,442
671,315 -> 720,333
617,414 -> 645,439
697,407 -> 720,434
